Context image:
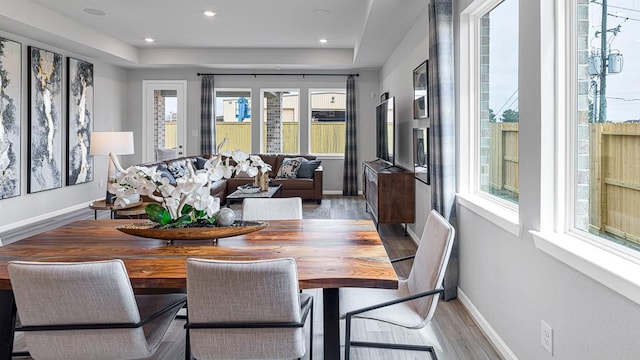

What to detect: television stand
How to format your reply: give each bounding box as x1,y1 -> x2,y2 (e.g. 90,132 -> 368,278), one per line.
363,160 -> 415,228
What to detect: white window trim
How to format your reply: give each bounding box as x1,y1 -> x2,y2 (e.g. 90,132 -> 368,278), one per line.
531,0 -> 640,307
308,88 -> 346,157
259,88 -> 301,154
458,0 -> 520,234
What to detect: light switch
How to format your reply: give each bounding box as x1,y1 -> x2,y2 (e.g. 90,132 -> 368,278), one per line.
192,130 -> 198,137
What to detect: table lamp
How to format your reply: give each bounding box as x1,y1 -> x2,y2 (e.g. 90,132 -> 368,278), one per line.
90,131 -> 135,204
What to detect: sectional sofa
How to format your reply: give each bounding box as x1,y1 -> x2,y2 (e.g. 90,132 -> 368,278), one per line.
139,154 -> 323,204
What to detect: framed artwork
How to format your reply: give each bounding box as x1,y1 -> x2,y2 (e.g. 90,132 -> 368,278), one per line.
0,38 -> 22,199
413,127 -> 429,184
413,60 -> 428,119
66,57 -> 94,185
28,46 -> 63,193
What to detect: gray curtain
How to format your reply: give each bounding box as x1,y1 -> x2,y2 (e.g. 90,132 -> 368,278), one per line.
343,75 -> 358,195
200,75 -> 215,154
429,0 -> 457,300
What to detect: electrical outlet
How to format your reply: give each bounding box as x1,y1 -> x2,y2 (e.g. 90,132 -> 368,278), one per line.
99,180 -> 104,188
541,320 -> 553,355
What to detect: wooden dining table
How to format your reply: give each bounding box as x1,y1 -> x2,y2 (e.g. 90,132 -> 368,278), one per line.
0,219 -> 398,360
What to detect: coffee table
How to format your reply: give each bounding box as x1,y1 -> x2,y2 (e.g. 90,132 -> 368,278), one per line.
225,183 -> 283,206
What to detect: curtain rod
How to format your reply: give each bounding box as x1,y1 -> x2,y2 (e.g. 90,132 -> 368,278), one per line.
197,73 -> 359,77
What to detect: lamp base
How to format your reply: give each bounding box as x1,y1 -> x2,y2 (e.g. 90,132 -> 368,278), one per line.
105,191 -> 116,205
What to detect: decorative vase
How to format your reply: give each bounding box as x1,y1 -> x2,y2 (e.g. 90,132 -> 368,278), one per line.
259,172 -> 269,191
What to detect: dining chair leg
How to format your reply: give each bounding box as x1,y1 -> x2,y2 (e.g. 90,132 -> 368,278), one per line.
344,314 -> 352,360
309,299 -> 314,360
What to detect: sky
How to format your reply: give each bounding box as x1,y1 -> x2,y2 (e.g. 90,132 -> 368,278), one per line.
488,0 -> 519,121
591,0 -> 640,122
488,0 -> 640,123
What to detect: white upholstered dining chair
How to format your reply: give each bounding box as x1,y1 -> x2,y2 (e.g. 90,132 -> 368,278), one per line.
340,209 -> 455,360
8,259 -> 187,360
241,197 -> 303,220
185,258 -> 313,360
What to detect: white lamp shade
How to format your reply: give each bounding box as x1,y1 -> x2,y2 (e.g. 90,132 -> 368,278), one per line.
90,132 -> 135,156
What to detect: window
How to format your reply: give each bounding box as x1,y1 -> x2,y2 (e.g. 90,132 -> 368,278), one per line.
261,89 -> 299,153
477,0 -> 519,205
214,89 -> 251,153
309,89 -> 346,155
571,0 -> 640,252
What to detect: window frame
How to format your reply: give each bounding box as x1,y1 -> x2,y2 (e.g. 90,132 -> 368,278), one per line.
308,88 -> 347,157
458,0 -> 520,235
259,88 -> 300,154
213,87 -> 253,154
532,0 -> 640,307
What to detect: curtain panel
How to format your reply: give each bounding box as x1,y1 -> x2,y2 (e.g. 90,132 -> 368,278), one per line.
200,75 -> 215,154
429,0 -> 458,300
343,75 -> 358,195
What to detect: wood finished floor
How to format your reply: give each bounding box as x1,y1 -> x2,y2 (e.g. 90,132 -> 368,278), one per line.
13,195 -> 501,360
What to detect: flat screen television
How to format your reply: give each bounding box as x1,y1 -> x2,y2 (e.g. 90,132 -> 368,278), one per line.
375,96 -> 395,165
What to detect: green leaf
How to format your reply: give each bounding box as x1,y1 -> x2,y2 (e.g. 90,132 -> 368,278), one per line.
145,203 -> 172,225
181,204 -> 193,215
172,214 -> 193,227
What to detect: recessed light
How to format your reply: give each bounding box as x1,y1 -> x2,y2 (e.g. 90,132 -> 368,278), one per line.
203,11 -> 216,17
145,38 -> 155,43
83,8 -> 106,16
313,9 -> 330,15
319,38 -> 328,44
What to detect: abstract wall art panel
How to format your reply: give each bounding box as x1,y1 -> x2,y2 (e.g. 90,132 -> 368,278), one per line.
28,46 -> 63,193
66,57 -> 93,185
0,38 -> 21,199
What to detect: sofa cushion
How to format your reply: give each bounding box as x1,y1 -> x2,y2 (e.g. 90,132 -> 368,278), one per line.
276,157 -> 304,179
271,178 -> 315,190
296,159 -> 322,178
257,154 -> 279,177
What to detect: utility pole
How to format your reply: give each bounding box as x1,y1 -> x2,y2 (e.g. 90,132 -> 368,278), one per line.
599,0 -> 608,123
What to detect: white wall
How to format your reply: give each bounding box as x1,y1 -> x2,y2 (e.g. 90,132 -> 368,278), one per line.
454,0 -> 640,359
379,4 -> 431,237
0,29 -> 128,229
124,69 -> 380,192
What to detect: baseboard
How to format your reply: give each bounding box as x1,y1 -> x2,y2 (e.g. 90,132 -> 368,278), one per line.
457,289 -> 519,360
407,226 -> 420,245
0,200 -> 99,246
322,190 -> 363,195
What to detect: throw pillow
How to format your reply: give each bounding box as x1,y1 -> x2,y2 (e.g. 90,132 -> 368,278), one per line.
193,156 -> 208,170
155,164 -> 177,185
168,164 -> 188,179
156,147 -> 177,161
296,159 -> 321,178
276,157 -> 304,179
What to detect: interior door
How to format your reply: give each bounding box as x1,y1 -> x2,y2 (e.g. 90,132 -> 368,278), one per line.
142,80 -> 187,162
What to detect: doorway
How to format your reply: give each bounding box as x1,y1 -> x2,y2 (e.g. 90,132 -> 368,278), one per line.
142,80 -> 187,162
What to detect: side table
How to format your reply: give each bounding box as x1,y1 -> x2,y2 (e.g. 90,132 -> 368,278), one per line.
89,199 -> 142,220
114,202 -> 151,219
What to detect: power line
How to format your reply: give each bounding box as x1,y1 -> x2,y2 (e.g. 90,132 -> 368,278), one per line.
592,0 -> 640,15
607,96 -> 640,102
607,12 -> 640,23
495,89 -> 518,115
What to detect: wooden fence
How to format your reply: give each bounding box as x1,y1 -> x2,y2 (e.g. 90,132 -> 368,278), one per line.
590,123 -> 640,244
488,122 -> 640,243
214,122 -> 345,154
489,122 -> 519,195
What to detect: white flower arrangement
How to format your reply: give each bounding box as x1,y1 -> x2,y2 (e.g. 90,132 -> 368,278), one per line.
109,150 -> 271,227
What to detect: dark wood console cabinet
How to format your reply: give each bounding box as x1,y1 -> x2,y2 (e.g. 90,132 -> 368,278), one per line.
363,160 -> 415,225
